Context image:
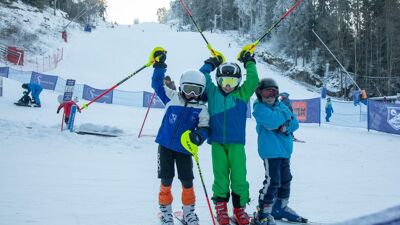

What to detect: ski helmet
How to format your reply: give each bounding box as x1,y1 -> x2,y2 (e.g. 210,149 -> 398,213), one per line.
256,78 -> 279,102
179,70 -> 206,101
57,94 -> 64,104
216,62 -> 242,88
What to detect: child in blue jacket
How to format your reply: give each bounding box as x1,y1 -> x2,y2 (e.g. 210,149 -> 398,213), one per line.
149,47 -> 209,225
252,78 -> 307,225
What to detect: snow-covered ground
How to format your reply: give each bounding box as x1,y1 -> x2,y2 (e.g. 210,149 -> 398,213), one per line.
1,22 -> 400,225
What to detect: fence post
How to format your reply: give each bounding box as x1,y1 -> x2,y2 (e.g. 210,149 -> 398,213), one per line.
0,76 -> 3,97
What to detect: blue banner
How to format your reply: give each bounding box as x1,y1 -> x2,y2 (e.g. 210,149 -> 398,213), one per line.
143,91 -> 165,108
291,97 -> 321,123
82,85 -> 113,104
368,100 -> 400,135
30,71 -> 58,90
0,67 -> 9,78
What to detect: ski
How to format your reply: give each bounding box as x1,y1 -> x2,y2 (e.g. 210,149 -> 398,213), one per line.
14,102 -> 31,107
173,211 -> 188,225
293,138 -> 305,143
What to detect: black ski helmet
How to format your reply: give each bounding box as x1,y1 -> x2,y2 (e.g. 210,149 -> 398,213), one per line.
216,62 -> 242,88
21,83 -> 28,89
256,78 -> 279,102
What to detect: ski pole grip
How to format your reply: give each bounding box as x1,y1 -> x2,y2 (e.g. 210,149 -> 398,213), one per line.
81,103 -> 88,110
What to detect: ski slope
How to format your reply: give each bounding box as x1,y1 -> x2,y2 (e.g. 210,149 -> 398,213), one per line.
1,23 -> 400,225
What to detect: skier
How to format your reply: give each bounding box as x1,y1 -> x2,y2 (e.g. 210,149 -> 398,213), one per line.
279,92 -> 293,112
199,44 -> 259,225
15,91 -> 33,106
252,78 -> 307,225
21,83 -> 43,107
149,47 -> 210,225
279,92 -> 300,142
57,97 -> 81,125
325,97 -> 334,122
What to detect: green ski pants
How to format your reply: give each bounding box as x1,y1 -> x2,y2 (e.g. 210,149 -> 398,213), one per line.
211,143 -> 249,207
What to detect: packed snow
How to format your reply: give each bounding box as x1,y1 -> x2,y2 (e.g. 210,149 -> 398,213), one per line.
1,22 -> 400,225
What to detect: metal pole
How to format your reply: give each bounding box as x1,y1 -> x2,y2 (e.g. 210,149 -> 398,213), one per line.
138,92 -> 156,138
312,29 -> 361,90
0,76 -> 3,97
54,0 -> 57,16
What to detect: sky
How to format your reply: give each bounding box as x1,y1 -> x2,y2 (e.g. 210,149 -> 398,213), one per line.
106,0 -> 171,24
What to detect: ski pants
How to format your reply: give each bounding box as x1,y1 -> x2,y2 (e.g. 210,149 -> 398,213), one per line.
325,112 -> 332,122
211,143 -> 249,208
31,88 -> 42,105
157,145 -> 194,187
258,158 -> 292,206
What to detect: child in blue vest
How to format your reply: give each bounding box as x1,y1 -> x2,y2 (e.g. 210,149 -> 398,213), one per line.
149,47 -> 209,225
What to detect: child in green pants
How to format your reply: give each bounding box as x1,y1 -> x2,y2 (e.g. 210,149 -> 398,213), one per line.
199,46 -> 259,225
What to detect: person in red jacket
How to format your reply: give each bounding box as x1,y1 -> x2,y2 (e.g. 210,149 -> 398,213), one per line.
57,97 -> 81,124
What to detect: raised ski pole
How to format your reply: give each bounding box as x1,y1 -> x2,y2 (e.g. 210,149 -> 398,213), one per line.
81,62 -> 152,110
247,0 -> 304,53
181,131 -> 217,225
179,0 -> 219,58
138,92 -> 156,138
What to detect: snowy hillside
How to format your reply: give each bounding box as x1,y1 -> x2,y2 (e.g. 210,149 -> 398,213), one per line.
1,21 -> 400,225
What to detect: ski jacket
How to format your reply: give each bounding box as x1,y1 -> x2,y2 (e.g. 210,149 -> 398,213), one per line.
151,67 -> 209,155
325,102 -> 333,114
25,83 -> 43,94
57,101 -> 81,117
199,61 -> 259,144
252,100 -> 299,159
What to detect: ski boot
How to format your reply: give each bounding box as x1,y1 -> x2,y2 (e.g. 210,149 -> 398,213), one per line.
271,198 -> 308,223
215,201 -> 230,225
232,207 -> 250,225
253,205 -> 276,225
159,204 -> 174,225
182,204 -> 199,225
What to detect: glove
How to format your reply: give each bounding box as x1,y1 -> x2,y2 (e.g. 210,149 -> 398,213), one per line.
204,57 -> 222,71
189,131 -> 204,146
204,49 -> 225,71
237,43 -> 256,67
148,47 -> 167,68
278,124 -> 287,133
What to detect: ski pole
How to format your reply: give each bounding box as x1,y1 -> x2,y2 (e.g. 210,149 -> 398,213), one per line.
81,62 -> 152,110
181,131 -> 217,225
248,0 -> 304,53
61,113 -> 64,132
193,156 -> 217,225
138,92 -> 156,138
179,0 -> 218,58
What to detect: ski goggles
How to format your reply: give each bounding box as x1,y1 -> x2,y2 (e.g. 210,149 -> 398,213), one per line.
182,84 -> 203,96
217,77 -> 240,88
259,88 -> 279,98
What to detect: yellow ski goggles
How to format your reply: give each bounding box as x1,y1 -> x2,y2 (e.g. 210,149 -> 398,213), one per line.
217,77 -> 240,88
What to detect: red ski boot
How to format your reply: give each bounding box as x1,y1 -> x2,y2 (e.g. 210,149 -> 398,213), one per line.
233,207 -> 250,225
215,201 -> 230,225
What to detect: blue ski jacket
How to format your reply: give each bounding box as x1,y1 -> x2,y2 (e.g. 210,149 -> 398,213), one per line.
151,67 -> 209,155
252,100 -> 299,159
